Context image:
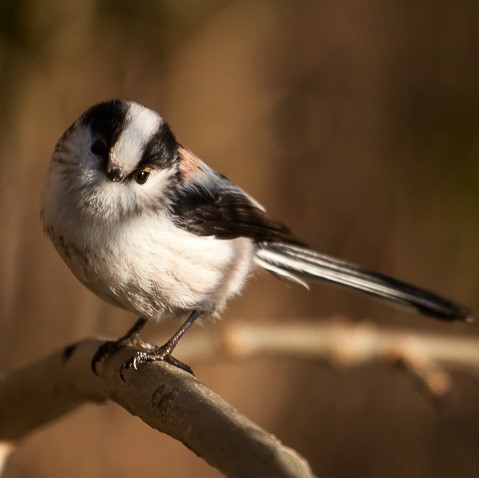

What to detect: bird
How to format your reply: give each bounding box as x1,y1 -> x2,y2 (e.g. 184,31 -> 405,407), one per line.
41,99 -> 474,377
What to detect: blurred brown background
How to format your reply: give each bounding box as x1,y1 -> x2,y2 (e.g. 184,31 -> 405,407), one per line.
1,1 -> 478,477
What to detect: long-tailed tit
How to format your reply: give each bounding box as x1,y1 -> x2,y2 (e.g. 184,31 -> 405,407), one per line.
42,99 -> 474,376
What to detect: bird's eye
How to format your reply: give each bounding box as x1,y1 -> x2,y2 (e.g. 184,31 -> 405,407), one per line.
135,168 -> 151,185
91,140 -> 107,156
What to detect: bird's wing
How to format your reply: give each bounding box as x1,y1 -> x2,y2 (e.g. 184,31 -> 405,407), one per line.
168,147 -> 302,244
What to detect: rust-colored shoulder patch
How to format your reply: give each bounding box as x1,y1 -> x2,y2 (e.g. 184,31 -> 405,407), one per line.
178,146 -> 200,180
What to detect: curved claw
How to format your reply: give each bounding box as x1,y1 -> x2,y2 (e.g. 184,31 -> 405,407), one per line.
119,351 -> 150,381
119,348 -> 195,381
91,340 -> 122,375
92,335 -> 156,377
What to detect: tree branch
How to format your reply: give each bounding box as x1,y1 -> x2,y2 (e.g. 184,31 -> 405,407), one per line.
1,318 -> 477,476
0,339 -> 314,478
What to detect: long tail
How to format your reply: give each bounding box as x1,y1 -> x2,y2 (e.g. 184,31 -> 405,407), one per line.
254,242 -> 473,321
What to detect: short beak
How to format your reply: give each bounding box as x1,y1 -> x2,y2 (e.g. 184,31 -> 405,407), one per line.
105,167 -> 124,182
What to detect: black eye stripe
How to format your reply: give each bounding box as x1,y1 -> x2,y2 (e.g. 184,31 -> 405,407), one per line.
81,100 -> 128,152
138,121 -> 178,170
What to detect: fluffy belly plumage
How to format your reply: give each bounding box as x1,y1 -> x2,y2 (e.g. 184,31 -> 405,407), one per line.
50,212 -> 255,321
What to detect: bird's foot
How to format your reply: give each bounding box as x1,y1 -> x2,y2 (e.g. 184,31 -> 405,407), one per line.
119,345 -> 194,381
91,335 -> 154,374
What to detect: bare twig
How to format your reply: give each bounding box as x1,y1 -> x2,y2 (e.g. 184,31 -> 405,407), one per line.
0,339 -> 314,478
174,319 -> 479,398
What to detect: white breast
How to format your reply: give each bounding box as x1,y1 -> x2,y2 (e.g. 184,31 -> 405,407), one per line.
46,209 -> 255,321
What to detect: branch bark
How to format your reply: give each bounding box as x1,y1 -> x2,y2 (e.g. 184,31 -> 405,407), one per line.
0,338 -> 314,478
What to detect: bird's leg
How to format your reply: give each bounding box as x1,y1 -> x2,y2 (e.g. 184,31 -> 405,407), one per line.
91,317 -> 149,374
120,310 -> 203,380
116,317 -> 150,346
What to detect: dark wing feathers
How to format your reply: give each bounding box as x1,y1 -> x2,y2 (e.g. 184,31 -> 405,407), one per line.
169,180 -> 302,244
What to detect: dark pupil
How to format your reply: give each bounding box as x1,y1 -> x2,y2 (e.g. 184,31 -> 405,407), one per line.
91,140 -> 107,156
136,170 -> 149,184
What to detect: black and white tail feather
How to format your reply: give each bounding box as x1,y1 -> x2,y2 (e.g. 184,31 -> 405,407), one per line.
255,242 -> 473,321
